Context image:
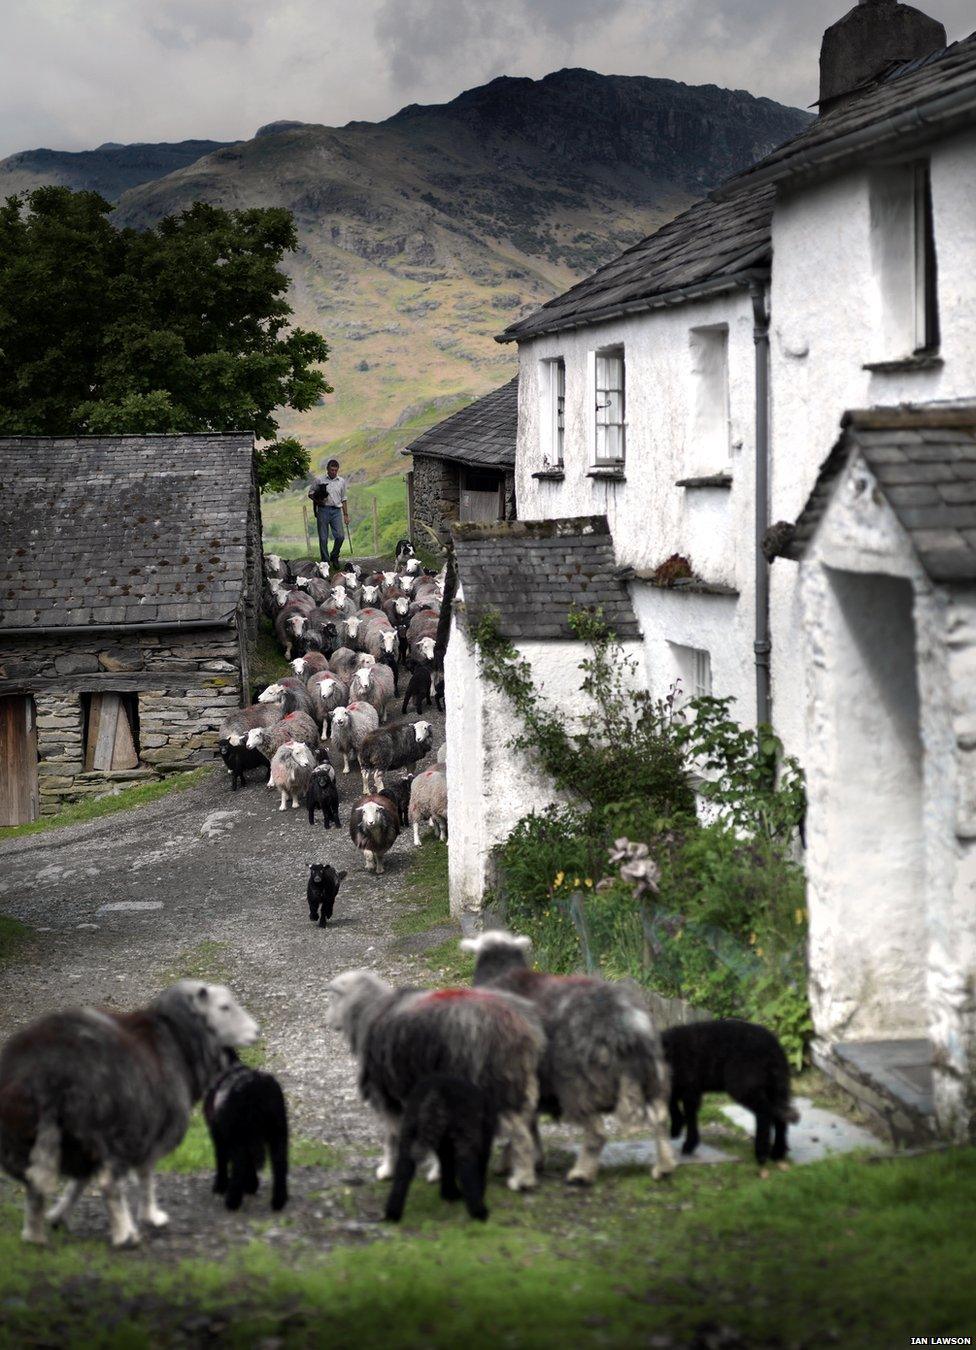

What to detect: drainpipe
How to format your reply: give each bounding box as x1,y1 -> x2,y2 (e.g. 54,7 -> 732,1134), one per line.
751,282 -> 772,729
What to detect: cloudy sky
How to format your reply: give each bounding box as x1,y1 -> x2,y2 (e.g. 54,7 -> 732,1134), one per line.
1,0 -> 972,158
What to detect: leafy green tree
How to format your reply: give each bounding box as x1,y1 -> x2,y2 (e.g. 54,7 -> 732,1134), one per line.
0,187 -> 331,488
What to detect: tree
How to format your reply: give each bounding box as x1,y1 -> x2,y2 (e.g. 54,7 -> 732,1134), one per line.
0,187 -> 331,488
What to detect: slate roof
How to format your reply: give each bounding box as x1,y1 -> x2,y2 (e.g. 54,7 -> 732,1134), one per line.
498,186 -> 774,343
0,434 -> 256,631
785,406 -> 976,582
717,33 -> 976,198
402,379 -> 517,468
453,515 -> 641,640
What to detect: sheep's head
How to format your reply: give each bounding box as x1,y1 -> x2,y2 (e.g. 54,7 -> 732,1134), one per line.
259,683 -> 282,704
291,658 -> 306,676
414,720 -> 432,747
345,616 -> 361,639
356,652 -> 376,670
245,727 -> 266,750
361,585 -> 379,605
352,668 -> 370,693
331,707 -> 350,729
295,576 -> 310,591
330,586 -> 347,605
293,744 -> 316,769
227,732 -> 244,747
404,558 -> 421,575
381,629 -> 398,654
382,571 -> 396,587
394,596 -> 409,616
316,562 -> 331,579
416,637 -> 436,662
287,614 -> 307,637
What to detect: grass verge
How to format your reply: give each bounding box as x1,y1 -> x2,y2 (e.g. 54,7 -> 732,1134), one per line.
0,915 -> 33,969
1,1148 -> 973,1347
0,767 -> 212,843
393,839 -> 472,982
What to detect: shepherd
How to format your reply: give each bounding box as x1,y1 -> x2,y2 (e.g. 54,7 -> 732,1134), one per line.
308,458 -> 350,568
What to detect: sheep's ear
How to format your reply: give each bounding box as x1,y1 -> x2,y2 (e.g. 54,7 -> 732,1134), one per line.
197,985 -> 209,1001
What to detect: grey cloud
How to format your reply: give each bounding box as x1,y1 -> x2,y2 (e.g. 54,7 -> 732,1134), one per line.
149,0 -> 259,51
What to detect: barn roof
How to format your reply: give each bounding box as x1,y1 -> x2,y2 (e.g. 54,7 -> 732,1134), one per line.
784,405 -> 976,582
402,379 -> 517,469
0,434 -> 256,632
453,515 -> 641,640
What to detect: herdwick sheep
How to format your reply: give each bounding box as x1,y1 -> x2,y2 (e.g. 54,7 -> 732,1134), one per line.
350,663 -> 395,723
409,635 -> 437,668
407,608 -> 438,642
382,595 -> 411,625
306,862 -> 346,925
264,553 -> 288,581
359,719 -> 433,793
246,712 -> 320,777
216,738 -> 268,791
292,652 -> 331,679
259,680 -> 316,722
0,982 -> 258,1247
294,575 -> 332,605
292,560 -> 330,579
330,702 -> 380,774
661,1020 -> 799,1166
329,646 -> 372,686
408,766 -> 448,845
203,1050 -> 289,1211
275,608 -> 308,661
269,742 -> 316,810
361,620 -> 399,663
307,761 -> 341,829
348,779 -> 411,875
307,671 -> 349,724
325,971 -> 543,1191
218,702 -> 280,748
385,1076 -> 496,1223
463,931 -> 676,1186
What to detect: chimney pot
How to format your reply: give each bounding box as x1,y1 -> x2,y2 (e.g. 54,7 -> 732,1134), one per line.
819,1 -> 947,114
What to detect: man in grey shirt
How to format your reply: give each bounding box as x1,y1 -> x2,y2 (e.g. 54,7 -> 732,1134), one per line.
308,458 -> 350,568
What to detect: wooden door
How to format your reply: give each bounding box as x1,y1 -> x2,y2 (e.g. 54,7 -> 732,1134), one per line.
460,469 -> 504,523
84,693 -> 139,771
0,696 -> 39,827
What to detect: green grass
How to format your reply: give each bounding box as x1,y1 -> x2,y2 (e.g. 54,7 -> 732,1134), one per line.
0,767 -> 212,842
251,614 -> 293,688
0,915 -> 32,969
159,1102 -> 342,1176
2,1149 -> 974,1346
393,839 -> 473,983
263,474 -> 411,560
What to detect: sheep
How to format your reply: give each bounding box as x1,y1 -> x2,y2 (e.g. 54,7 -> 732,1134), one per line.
384,1076 -> 496,1223
291,652 -> 331,680
350,663 -> 396,723
329,586 -> 357,618
246,712 -> 320,773
325,970 -> 544,1191
307,671 -> 349,724
203,1050 -> 289,1211
330,702 -> 380,774
292,560 -> 330,579
401,662 -> 433,715
329,646 -> 369,685
274,608 -> 308,661
462,931 -> 676,1186
307,762 -> 341,829
0,982 -> 258,1247
215,738 -> 268,791
661,1020 -> 799,1166
269,742 -> 316,810
359,583 -> 380,607
348,776 -> 412,873
436,741 -> 447,764
306,862 -> 346,924
409,635 -> 437,668
408,766 -> 448,845
218,702 -> 280,748
358,718 -> 433,793
382,594 -> 411,625
294,575 -> 333,605
259,680 -> 316,722
264,553 -> 288,581
407,608 -> 439,642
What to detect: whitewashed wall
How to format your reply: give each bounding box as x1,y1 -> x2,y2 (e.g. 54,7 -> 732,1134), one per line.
769,127 -> 976,770
445,611 -> 646,919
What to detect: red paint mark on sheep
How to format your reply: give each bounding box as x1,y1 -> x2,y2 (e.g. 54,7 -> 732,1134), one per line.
421,988 -> 498,1005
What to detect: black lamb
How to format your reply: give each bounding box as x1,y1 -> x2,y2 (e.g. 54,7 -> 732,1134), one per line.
401,663 -> 432,715
307,762 -> 341,829
384,1075 -> 497,1223
203,1051 -> 289,1211
307,862 -> 346,926
661,1019 -> 799,1165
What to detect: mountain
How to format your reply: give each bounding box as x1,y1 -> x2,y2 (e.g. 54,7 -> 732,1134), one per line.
0,139 -> 232,203
1,72 -> 811,517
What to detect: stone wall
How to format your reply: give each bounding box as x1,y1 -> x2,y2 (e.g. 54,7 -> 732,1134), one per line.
412,455 -> 461,539
0,628 -> 243,815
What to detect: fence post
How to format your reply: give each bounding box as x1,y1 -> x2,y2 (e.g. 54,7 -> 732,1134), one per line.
372,497 -> 379,555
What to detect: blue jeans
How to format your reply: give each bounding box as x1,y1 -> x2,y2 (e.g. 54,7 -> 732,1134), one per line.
316,506 -> 345,563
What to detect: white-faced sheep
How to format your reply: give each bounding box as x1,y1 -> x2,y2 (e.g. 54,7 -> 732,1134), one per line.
350,663 -> 395,723
329,647 -> 371,686
409,635 -> 437,667
274,606 -> 309,660
330,702 -> 380,774
407,608 -> 439,642
269,741 -> 317,810
0,982 -> 258,1247
358,719 -> 433,793
408,766 -> 448,845
264,553 -> 288,581
382,594 -> 411,625
348,784 -> 407,875
325,971 -> 544,1191
246,712 -> 320,777
291,652 -> 331,680
294,575 -> 333,605
259,680 -> 316,721
218,703 -> 281,747
462,931 -> 676,1186
307,671 -> 349,725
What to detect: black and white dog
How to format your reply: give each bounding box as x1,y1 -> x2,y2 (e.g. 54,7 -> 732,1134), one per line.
394,538 -> 415,563
384,1075 -> 496,1223
203,1051 -> 289,1211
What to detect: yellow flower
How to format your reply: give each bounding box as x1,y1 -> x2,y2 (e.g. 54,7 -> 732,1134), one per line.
573,877 -> 581,887
584,878 -> 593,889
553,871 -> 565,889
756,946 -> 764,957
794,908 -> 806,925
748,932 -> 757,945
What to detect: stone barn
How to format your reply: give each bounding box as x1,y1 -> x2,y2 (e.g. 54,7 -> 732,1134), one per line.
783,405 -> 976,1143
403,378 -> 517,542
0,434 -> 262,825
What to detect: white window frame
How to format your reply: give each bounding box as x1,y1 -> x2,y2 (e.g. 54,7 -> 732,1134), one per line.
870,158 -> 940,359
594,345 -> 625,465
688,324 -> 730,471
669,643 -> 713,711
540,357 -> 565,467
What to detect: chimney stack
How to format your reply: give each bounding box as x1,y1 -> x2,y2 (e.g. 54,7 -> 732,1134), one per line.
819,0 -> 947,114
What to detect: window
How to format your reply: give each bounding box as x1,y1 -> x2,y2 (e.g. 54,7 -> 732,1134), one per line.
82,692 -> 140,771
541,358 -> 565,466
870,160 -> 940,358
595,347 -> 625,464
670,643 -> 712,709
688,325 -> 730,469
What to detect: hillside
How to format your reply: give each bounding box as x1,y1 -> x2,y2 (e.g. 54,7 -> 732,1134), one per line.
0,139 -> 231,203
2,71 -> 810,522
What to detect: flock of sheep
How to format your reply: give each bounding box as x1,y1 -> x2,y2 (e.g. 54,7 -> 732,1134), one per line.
216,545 -> 448,873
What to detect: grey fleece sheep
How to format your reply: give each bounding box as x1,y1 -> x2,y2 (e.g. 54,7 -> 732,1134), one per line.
291,652 -> 331,680
349,663 -> 395,723
218,703 -> 280,747
408,766 -> 448,845
325,970 -> 544,1192
330,702 -> 380,774
259,680 -> 316,722
0,982 -> 258,1247
269,742 -> 317,811
359,719 -> 433,793
246,712 -> 320,775
329,646 -> 374,686
307,671 -> 349,725
462,931 -> 676,1186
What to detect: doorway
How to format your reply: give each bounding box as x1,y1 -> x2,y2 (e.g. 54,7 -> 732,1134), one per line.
0,695 -> 39,827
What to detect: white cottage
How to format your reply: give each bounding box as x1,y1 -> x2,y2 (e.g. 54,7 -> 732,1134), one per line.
443,1 -> 976,1141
